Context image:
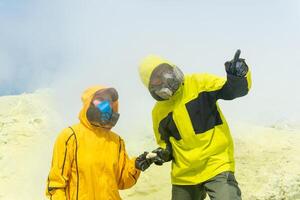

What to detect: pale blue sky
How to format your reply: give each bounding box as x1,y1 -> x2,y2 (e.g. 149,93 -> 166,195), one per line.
0,0 -> 300,130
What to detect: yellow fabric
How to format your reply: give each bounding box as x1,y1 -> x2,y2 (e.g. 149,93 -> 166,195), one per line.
46,86 -> 140,200
140,57 -> 252,185
246,70 -> 252,90
138,55 -> 174,88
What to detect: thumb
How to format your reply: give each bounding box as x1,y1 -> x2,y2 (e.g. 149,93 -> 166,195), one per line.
225,61 -> 231,68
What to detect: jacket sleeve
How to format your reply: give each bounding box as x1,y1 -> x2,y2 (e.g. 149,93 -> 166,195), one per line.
117,138 -> 141,190
46,128 -> 75,199
193,70 -> 252,100
217,70 -> 252,100
152,107 -> 167,149
151,108 -> 173,162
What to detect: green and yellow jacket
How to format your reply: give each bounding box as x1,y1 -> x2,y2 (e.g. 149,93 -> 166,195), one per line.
139,55 -> 252,185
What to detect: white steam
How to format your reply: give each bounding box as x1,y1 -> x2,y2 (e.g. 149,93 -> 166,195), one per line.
0,0 -> 300,134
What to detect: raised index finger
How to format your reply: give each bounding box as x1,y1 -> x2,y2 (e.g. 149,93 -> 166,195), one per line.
233,49 -> 241,62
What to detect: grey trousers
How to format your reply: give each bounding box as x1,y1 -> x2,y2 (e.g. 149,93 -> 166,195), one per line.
171,171 -> 242,200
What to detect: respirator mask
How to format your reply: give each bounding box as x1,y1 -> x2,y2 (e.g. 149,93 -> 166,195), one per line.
148,63 -> 184,101
86,88 -> 120,128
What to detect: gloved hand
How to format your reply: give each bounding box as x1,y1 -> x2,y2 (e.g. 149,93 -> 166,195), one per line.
150,147 -> 172,165
224,49 -> 249,77
135,152 -> 153,171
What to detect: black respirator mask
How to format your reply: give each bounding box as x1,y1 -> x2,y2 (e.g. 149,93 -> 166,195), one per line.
86,88 -> 120,128
148,63 -> 184,101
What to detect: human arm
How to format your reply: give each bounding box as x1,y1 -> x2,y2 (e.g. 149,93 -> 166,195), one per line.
217,49 -> 252,100
46,128 -> 75,199
150,108 -> 173,165
192,49 -> 252,100
117,138 -> 141,190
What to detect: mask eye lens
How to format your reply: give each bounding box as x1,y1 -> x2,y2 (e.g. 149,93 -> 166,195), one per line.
92,99 -> 101,106
150,78 -> 162,86
93,88 -> 118,102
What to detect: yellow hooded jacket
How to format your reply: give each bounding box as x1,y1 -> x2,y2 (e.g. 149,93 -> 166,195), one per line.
46,86 -> 140,200
139,55 -> 252,185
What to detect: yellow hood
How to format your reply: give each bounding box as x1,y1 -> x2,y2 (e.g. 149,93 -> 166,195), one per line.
79,85 -> 119,130
138,55 -> 174,88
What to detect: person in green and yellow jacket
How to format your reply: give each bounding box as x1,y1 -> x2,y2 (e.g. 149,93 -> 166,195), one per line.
46,85 -> 153,200
138,50 -> 251,200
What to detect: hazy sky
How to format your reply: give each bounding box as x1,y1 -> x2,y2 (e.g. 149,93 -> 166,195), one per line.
0,0 -> 300,133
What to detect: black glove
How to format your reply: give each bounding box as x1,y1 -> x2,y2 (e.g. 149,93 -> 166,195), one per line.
151,147 -> 172,165
135,152 -> 153,171
225,49 -> 249,77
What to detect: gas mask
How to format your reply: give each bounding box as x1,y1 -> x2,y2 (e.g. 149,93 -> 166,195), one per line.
86,88 -> 120,128
148,63 -> 184,101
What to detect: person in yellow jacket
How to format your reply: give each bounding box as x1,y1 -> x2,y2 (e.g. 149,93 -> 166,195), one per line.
46,85 -> 153,200
138,50 -> 252,200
